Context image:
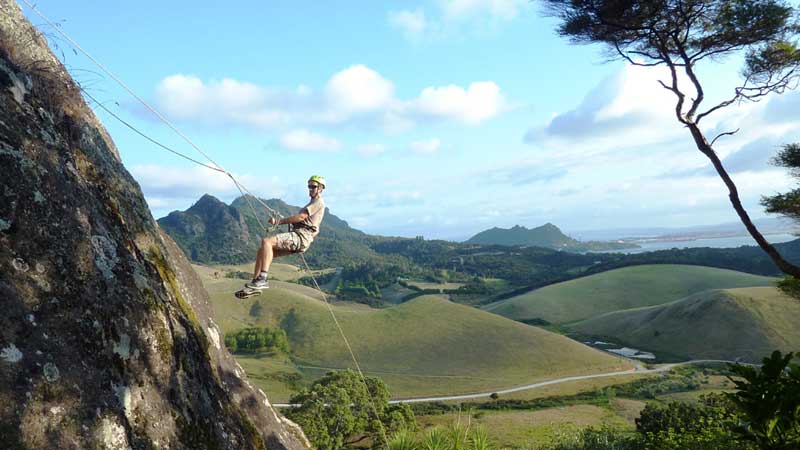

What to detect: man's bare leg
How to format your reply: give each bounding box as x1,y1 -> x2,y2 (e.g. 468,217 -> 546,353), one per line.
253,246 -> 265,279
251,237 -> 294,283
258,237 -> 275,275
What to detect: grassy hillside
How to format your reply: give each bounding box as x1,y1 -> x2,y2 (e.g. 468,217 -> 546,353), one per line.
201,270 -> 633,401
483,264 -> 777,324
568,286 -> 800,362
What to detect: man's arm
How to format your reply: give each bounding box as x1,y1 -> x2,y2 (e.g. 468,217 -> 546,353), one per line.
270,209 -> 309,225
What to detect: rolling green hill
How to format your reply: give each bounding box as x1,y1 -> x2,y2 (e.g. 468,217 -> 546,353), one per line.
483,265 -> 777,324
569,286 -> 800,362
202,272 -> 633,401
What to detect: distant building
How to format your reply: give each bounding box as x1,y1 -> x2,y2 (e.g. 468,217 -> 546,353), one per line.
608,347 -> 656,360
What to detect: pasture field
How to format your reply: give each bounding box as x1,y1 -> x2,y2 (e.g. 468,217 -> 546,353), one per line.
401,279 -> 465,290
411,365 -> 737,449
192,261 -> 334,283
570,286 -> 800,362
379,283 -> 416,304
483,265 -> 776,324
475,373 -> 653,402
418,404 -> 637,449
199,265 -> 633,402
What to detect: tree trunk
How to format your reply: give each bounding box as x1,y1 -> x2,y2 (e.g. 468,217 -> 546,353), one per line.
687,122 -> 800,278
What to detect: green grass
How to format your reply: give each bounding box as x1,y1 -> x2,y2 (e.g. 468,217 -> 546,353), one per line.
412,365 -> 737,448
418,404 -> 635,449
201,270 -> 633,402
474,374 -> 653,402
402,280 -> 465,290
379,283 -> 416,304
483,265 -> 777,324
193,261 -> 333,283
569,286 -> 800,362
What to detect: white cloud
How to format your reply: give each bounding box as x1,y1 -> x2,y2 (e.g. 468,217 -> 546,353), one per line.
389,0 -> 527,42
411,138 -> 441,154
324,65 -> 394,117
388,9 -> 429,40
132,164 -> 244,197
528,65 -> 684,149
130,164 -> 285,216
280,129 -> 341,152
152,66 -> 505,132
155,75 -> 290,127
413,81 -> 505,124
441,0 -> 524,20
530,64 -> 800,165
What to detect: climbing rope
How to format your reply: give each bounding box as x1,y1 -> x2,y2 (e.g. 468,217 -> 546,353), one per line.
84,84 -> 282,232
19,2 -> 389,444
299,253 -> 390,447
18,0 -> 284,228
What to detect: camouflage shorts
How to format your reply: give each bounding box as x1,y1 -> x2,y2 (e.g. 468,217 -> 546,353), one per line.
273,231 -> 309,253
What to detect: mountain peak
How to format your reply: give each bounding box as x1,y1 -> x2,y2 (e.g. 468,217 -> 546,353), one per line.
465,223 -> 576,248
193,193 -> 224,207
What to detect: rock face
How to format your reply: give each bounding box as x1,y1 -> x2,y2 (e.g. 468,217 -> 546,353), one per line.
0,2 -> 311,449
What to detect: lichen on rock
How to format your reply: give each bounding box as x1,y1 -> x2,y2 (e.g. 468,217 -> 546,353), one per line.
42,362 -> 59,382
1,344 -> 23,363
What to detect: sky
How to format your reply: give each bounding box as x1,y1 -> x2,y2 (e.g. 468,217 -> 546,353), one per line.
18,0 -> 800,240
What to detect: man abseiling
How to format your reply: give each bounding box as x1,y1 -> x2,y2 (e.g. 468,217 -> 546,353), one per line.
245,175 -> 326,290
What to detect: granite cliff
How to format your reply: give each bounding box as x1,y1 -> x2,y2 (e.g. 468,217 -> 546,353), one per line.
0,1 -> 311,448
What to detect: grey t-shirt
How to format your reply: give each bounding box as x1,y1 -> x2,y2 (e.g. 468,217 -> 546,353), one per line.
295,196 -> 325,242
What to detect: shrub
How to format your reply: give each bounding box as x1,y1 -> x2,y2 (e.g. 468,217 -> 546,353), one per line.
223,327 -> 289,354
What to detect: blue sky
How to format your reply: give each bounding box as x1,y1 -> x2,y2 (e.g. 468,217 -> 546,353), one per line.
19,0 -> 800,240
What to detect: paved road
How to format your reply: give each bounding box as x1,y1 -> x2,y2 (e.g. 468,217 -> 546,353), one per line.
273,359 -> 744,407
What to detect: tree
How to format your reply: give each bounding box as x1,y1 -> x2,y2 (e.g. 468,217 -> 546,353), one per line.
543,0 -> 800,277
726,351 -> 800,450
287,370 -> 416,450
762,143 -> 800,222
761,143 -> 800,292
636,397 -> 748,450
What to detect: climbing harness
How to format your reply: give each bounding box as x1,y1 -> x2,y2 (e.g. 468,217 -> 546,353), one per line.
18,2 -> 388,444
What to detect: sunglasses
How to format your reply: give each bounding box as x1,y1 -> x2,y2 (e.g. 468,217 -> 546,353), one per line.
307,185 -> 320,189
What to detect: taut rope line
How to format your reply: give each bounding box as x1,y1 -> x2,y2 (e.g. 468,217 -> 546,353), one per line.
299,253 -> 390,447
18,0 -> 283,223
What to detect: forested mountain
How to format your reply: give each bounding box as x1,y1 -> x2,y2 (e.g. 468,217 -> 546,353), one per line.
465,223 -> 637,251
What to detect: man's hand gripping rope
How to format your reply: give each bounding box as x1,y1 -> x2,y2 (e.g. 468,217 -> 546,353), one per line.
267,212 -> 284,234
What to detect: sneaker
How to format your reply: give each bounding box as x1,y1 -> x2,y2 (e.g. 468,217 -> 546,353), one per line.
245,277 -> 269,290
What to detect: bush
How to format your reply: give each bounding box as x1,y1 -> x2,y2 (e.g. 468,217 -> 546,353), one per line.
726,351 -> 800,450
223,327 -> 289,354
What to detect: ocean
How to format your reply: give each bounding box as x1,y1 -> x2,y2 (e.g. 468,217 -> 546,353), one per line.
608,233 -> 798,254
